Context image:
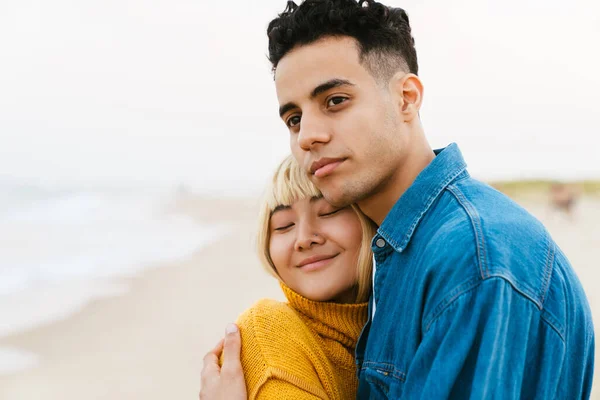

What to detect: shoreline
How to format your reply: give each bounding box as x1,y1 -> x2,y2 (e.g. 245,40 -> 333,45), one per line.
0,194 -> 256,343
0,231 -> 282,399
0,195 -> 283,399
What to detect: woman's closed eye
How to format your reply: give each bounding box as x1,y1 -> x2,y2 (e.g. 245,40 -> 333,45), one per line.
274,223 -> 294,231
319,208 -> 342,217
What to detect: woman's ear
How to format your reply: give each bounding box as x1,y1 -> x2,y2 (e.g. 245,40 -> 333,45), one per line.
389,72 -> 424,122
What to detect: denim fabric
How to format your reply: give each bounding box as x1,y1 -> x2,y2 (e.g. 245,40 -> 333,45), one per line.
355,144 -> 595,399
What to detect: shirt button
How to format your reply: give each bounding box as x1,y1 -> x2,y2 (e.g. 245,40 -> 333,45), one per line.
375,238 -> 386,248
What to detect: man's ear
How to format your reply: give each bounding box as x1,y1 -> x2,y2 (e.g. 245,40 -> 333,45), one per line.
389,72 -> 424,122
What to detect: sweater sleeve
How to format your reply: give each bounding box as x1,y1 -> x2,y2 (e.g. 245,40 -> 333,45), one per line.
236,300 -> 330,400
254,378 -> 324,399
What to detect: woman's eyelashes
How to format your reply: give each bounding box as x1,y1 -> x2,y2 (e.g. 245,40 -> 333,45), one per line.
273,222 -> 294,232
271,205 -> 346,231
319,208 -> 342,217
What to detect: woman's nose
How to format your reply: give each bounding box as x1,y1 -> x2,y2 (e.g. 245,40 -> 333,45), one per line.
294,223 -> 325,251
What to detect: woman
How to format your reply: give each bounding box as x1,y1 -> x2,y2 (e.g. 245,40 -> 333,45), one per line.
227,155 -> 376,399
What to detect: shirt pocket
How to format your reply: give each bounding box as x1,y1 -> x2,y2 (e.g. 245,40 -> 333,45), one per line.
360,362 -> 406,399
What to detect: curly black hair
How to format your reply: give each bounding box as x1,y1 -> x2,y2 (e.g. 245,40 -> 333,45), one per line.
267,0 -> 418,80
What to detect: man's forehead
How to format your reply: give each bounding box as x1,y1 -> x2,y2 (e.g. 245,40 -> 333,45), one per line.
274,37 -> 365,99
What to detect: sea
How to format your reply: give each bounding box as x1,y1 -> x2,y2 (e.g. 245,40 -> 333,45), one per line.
0,180 -> 228,373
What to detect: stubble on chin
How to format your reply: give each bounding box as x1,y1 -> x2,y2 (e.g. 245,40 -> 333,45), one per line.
308,174 -> 349,208
319,177 -> 372,209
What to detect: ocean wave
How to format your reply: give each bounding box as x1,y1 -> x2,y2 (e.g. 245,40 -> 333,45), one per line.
0,186 -> 229,296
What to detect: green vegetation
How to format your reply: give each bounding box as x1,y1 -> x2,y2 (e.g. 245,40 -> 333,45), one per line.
489,179 -> 600,198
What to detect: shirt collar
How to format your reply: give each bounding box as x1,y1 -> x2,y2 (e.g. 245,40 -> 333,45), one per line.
377,143 -> 467,253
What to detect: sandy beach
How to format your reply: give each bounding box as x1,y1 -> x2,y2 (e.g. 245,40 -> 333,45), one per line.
0,193 -> 598,399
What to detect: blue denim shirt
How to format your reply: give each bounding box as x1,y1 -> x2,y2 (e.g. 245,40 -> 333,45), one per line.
356,144 -> 595,399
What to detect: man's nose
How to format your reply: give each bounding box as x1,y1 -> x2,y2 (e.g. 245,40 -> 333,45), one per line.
297,115 -> 331,151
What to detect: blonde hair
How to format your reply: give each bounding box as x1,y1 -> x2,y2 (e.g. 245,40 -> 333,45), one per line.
256,155 -> 376,303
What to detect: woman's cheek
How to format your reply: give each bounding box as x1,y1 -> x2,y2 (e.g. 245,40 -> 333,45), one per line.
330,213 -> 362,246
269,235 -> 291,269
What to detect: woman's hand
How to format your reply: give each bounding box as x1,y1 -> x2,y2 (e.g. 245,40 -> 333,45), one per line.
200,324 -> 248,400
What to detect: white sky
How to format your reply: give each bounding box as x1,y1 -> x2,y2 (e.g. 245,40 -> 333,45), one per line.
1,0 -> 599,195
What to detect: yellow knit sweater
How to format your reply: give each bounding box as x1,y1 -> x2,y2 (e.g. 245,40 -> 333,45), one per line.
235,283 -> 368,399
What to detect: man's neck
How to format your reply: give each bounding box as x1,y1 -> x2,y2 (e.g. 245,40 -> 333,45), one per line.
358,140 -> 435,226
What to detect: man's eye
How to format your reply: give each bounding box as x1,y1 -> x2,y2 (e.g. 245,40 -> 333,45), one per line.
327,97 -> 348,107
287,115 -> 301,128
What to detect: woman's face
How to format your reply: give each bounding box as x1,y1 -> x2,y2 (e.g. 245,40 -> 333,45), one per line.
269,196 -> 363,303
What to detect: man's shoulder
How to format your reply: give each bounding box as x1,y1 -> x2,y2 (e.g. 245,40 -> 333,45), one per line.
447,177 -> 552,266
419,176 -> 556,306
430,176 -> 551,260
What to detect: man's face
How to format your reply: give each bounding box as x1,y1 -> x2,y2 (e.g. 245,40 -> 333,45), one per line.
274,36 -> 407,208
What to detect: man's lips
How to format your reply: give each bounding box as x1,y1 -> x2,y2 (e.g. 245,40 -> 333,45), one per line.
310,158 -> 345,178
297,254 -> 338,271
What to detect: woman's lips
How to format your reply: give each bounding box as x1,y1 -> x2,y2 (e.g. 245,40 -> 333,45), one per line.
298,254 -> 338,272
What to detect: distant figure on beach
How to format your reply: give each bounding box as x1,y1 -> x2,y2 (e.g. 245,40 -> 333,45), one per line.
201,0 -> 595,398
549,182 -> 579,217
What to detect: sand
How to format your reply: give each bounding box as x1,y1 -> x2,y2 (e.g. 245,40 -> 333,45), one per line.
0,194 -> 597,399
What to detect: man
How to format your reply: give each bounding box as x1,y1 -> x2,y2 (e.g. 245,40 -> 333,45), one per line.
201,0 -> 595,398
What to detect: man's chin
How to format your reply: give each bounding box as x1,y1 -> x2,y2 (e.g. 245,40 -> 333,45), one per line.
311,174 -> 361,207
321,189 -> 354,208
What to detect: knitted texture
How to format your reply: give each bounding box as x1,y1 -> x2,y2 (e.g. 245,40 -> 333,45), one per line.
236,283 -> 368,399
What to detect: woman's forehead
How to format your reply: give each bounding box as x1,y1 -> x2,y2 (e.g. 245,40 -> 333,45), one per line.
270,195 -> 325,216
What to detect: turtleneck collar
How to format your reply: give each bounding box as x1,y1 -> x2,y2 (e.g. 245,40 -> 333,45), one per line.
279,282 -> 368,351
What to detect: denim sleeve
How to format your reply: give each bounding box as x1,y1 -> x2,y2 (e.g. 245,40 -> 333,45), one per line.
401,277 -> 566,400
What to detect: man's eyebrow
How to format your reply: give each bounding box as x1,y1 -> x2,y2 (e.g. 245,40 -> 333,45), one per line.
310,78 -> 354,99
278,102 -> 298,119
278,79 -> 355,118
